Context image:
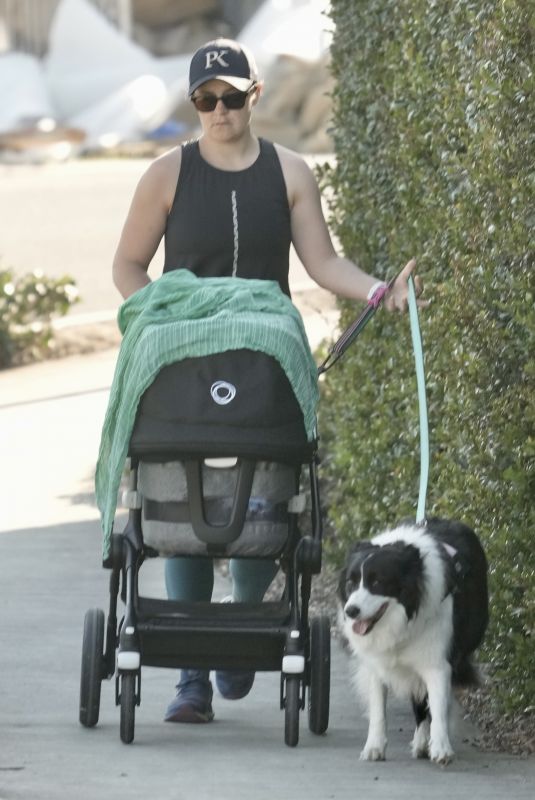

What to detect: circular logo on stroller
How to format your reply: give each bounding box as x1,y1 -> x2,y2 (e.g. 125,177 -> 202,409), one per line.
210,380 -> 236,405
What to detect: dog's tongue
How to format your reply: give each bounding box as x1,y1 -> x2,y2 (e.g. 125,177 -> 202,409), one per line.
352,618 -> 373,636
351,602 -> 388,636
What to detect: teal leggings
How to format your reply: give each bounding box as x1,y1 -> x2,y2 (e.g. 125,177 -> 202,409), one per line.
165,557 -> 278,603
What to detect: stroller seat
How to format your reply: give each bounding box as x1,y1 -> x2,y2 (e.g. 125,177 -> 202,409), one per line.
139,459 -> 298,559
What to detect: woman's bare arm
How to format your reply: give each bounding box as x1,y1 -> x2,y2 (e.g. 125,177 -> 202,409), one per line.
112,149 -> 180,299
278,147 -> 423,310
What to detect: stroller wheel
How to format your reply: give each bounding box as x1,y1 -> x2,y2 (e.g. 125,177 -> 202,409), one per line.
79,608 -> 105,727
284,675 -> 301,747
119,672 -> 137,744
307,616 -> 330,735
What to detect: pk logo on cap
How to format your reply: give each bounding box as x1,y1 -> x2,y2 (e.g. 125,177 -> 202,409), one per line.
205,50 -> 230,70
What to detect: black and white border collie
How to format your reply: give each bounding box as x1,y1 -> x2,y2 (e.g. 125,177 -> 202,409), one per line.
338,518 -> 488,765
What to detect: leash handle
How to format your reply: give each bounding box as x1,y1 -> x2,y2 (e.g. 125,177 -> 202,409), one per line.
407,274 -> 429,523
317,273 -> 397,375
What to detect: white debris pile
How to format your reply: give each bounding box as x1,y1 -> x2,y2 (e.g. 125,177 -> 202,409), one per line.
132,0 -> 233,57
0,0 -> 334,160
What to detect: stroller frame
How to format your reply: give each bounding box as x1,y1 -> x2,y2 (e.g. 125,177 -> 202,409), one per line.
80,448 -> 330,747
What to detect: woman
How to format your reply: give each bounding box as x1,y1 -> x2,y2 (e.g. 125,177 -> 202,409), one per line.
112,38 -> 425,724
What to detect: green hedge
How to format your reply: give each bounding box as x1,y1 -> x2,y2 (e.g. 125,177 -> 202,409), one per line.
320,0 -> 534,711
0,267 -> 79,368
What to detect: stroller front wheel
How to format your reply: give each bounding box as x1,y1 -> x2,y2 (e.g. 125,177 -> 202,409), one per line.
119,672 -> 137,744
284,675 -> 301,747
307,615 -> 330,735
79,608 -> 105,728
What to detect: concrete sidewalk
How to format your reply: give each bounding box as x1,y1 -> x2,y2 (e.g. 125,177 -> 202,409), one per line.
1,519 -> 534,800
1,336 -> 534,799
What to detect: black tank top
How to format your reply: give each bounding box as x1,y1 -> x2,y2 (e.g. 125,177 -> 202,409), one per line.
163,138 -> 292,295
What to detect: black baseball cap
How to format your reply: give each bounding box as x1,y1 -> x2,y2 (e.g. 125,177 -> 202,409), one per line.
188,38 -> 258,96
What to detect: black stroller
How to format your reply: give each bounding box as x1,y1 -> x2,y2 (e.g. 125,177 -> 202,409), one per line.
79,339 -> 330,747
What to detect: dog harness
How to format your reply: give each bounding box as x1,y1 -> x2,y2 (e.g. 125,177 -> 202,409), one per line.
440,542 -> 466,597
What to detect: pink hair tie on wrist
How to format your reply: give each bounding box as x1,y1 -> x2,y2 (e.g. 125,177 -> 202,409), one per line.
366,281 -> 389,308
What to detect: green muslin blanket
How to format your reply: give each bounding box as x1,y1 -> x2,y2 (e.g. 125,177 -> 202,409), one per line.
95,270 -> 319,559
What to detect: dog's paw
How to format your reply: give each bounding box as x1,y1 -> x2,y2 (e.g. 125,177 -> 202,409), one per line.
360,743 -> 386,762
411,721 -> 430,759
429,744 -> 454,766
412,743 -> 430,759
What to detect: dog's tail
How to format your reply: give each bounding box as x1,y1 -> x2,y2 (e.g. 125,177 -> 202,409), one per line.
452,655 -> 485,689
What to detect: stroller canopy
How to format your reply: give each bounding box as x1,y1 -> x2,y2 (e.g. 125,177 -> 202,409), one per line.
95,271 -> 319,559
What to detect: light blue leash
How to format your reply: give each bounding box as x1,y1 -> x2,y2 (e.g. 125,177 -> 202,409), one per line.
318,272 -> 429,524
407,275 -> 429,524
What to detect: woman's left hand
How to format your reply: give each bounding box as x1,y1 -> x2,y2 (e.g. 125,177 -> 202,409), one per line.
384,258 -> 428,312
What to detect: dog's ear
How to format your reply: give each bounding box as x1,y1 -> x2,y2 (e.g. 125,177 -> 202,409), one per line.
397,544 -> 424,620
347,540 -> 376,558
337,566 -> 348,602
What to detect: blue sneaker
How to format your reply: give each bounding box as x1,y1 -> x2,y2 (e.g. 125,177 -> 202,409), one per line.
215,669 -> 255,700
215,595 -> 256,699
164,670 -> 214,723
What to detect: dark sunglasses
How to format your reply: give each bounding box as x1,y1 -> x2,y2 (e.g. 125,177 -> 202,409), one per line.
191,84 -> 257,113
